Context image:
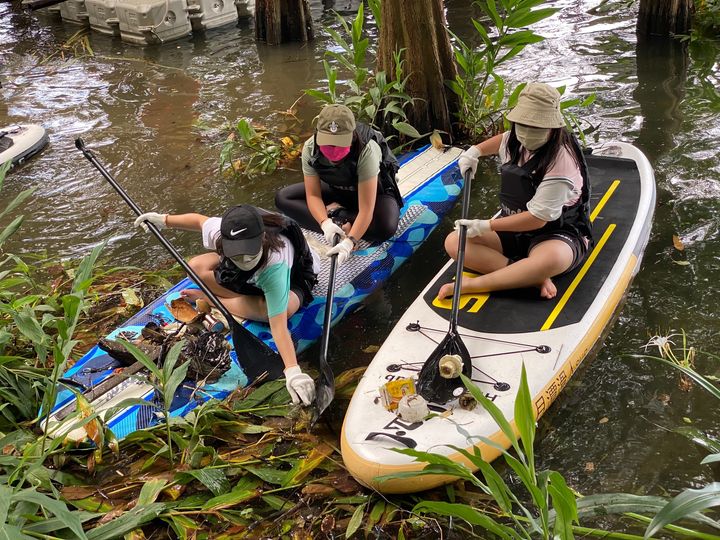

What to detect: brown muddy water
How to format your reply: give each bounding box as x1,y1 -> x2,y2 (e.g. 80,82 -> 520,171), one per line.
2,0 -> 720,521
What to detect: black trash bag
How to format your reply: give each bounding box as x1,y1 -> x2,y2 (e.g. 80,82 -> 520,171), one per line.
416,330 -> 472,404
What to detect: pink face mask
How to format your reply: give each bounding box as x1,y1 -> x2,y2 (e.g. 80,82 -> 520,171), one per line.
319,145 -> 351,162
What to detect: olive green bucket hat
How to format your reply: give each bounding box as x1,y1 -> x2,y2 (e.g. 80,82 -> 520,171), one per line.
506,82 -> 564,129
315,104 -> 356,147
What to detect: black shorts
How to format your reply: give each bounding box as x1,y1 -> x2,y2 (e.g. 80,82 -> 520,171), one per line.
290,285 -> 308,306
497,230 -> 589,275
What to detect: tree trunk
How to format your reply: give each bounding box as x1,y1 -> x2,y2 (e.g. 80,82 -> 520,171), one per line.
377,0 -> 458,139
637,0 -> 694,37
255,0 -> 314,45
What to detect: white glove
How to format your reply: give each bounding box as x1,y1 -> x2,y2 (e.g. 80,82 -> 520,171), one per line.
134,212 -> 167,232
320,218 -> 345,245
326,237 -> 353,265
458,146 -> 482,177
284,366 -> 315,406
455,218 -> 492,238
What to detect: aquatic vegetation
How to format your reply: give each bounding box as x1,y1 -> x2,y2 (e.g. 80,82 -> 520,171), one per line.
219,117 -> 303,178
305,4 -> 422,145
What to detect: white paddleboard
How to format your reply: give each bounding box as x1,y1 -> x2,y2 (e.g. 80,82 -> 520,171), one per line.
0,124 -> 49,168
341,142 -> 656,493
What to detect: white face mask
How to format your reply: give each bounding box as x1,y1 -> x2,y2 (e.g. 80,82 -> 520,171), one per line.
515,124 -> 551,151
230,250 -> 262,271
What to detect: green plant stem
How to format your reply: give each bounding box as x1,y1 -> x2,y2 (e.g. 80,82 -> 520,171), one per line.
624,512 -> 720,540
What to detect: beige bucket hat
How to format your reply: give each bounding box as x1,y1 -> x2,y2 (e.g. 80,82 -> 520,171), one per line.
316,104 -> 356,147
506,83 -> 564,129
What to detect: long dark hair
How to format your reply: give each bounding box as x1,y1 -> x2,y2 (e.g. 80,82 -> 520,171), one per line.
506,125 -> 582,184
215,212 -> 286,268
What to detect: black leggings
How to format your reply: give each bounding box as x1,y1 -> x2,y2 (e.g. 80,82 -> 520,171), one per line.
275,182 -> 401,242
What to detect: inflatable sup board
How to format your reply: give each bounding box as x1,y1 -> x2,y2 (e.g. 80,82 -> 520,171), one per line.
45,145 -> 463,440
341,142 -> 656,493
0,125 -> 49,168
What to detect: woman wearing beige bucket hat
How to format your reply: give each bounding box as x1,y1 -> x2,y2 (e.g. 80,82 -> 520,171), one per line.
275,104 -> 404,266
439,82 -> 593,300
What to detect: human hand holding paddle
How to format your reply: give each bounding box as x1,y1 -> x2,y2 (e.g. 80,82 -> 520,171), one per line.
321,218 -> 345,245
326,237 -> 354,265
455,218 -> 491,238
134,212 -> 168,231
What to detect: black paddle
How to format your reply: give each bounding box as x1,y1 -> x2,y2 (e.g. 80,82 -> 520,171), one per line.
75,138 -> 285,383
313,234 -> 340,421
416,168 -> 474,403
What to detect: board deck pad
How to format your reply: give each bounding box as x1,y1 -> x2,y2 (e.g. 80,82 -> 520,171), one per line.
341,143 -> 657,493
46,145 -> 463,440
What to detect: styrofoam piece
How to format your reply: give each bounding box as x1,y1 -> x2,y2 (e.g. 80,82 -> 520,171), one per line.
116,0 -> 191,44
86,0 -> 121,35
187,0 -> 237,30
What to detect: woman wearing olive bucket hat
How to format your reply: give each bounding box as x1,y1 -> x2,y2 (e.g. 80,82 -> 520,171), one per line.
439,82 -> 593,300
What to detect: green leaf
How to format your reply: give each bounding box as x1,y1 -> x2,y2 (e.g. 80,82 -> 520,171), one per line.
11,489 -> 88,540
72,243 -> 104,294
392,121 -> 422,139
201,486 -> 259,511
177,469 -> 231,497
701,453 -> 720,465
86,503 -> 166,540
645,483 -> 720,539
0,188 -> 35,221
413,501 -> 514,539
460,374 -> 522,457
506,7 -> 559,28
514,364 -> 536,471
117,339 -> 162,379
346,503 -> 366,539
137,478 -> 168,506
0,215 -> 24,247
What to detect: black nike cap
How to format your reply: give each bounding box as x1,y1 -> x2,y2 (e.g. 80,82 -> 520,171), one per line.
220,205 -> 264,258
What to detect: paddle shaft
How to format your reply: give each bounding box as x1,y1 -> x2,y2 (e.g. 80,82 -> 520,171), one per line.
315,235 -> 340,416
75,138 -> 236,326
448,169 -> 473,332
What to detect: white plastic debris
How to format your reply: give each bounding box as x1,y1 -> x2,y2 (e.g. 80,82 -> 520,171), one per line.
396,394 -> 429,423
439,354 -> 463,378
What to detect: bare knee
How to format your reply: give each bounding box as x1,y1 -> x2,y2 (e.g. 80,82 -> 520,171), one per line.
444,232 -> 459,260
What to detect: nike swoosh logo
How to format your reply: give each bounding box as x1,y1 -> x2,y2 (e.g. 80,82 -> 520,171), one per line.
230,228 -> 247,236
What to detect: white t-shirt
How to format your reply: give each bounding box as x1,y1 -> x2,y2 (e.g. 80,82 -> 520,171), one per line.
499,132 -> 583,222
202,218 -> 320,318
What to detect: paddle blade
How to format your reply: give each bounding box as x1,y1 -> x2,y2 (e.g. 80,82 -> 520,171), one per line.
416,330 -> 472,404
314,367 -> 335,416
229,322 -> 285,383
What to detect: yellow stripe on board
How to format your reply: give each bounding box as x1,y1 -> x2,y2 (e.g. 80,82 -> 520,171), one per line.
591,179 -> 620,222
541,224 -> 616,331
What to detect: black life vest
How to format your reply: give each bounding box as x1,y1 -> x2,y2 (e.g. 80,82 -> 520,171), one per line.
214,212 -> 318,307
498,135 -> 593,244
307,122 -> 403,207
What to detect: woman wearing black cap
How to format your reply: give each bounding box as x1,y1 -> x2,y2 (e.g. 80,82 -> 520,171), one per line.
274,103 -> 404,265
133,205 -> 320,406
439,82 -> 592,300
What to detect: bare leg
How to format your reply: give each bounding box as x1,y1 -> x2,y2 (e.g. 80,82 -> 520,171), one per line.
439,239 -> 574,300
180,254 -> 303,320
438,231 -> 508,299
